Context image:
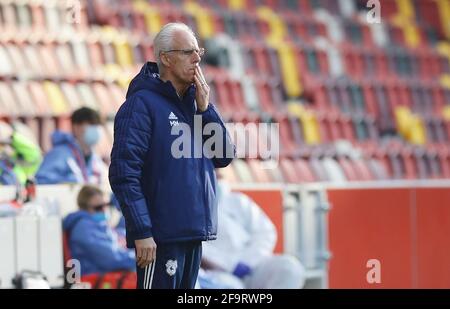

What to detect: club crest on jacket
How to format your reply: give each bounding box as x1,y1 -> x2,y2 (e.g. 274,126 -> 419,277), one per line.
166,259 -> 177,276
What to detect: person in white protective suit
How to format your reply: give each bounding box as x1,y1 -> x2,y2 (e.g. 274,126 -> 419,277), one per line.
198,179 -> 306,289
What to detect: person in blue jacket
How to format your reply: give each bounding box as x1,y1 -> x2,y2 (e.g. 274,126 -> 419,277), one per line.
63,185 -> 135,276
109,22 -> 235,289
35,107 -> 107,185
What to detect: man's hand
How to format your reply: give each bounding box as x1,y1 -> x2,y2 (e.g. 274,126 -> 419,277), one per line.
135,237 -> 157,268
194,66 -> 210,112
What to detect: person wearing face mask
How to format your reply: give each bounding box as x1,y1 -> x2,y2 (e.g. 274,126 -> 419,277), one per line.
62,185 -> 135,276
35,107 -> 107,185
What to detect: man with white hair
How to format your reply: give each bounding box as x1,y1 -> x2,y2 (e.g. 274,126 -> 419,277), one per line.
109,23 -> 235,289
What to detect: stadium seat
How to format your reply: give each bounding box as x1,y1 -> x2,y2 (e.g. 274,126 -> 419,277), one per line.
322,157 -> 347,182
233,159 -> 255,183
280,158 -> 301,183
2,0 -> 449,186
276,115 -> 299,157
309,157 -> 329,182
337,157 -> 359,181
62,231 -> 136,289
43,81 -> 70,115
351,158 -> 374,181
293,158 -> 317,183
367,158 -> 389,180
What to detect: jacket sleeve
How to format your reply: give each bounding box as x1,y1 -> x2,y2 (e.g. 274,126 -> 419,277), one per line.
197,103 -> 235,168
71,220 -> 136,272
35,148 -> 76,184
109,95 -> 153,240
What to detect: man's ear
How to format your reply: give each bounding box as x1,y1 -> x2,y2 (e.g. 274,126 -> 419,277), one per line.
160,53 -> 171,67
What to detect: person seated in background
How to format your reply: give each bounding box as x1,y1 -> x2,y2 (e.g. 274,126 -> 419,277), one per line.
63,185 -> 135,276
0,153 -> 16,185
35,107 -> 107,185
199,178 -> 306,289
0,121 -> 42,186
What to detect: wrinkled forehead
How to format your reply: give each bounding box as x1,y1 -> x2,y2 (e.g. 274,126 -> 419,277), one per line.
171,30 -> 199,49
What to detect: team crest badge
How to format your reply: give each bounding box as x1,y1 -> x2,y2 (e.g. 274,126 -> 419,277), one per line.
166,259 -> 177,276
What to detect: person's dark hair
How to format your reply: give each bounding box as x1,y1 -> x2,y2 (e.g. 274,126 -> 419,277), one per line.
71,107 -> 101,125
77,185 -> 103,210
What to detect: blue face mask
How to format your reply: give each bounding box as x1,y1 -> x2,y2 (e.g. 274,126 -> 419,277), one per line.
91,212 -> 107,223
83,125 -> 101,147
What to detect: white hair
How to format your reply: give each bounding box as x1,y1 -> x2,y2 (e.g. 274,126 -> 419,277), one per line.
153,23 -> 197,68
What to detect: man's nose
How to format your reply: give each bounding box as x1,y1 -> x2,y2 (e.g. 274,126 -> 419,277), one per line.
192,50 -> 201,63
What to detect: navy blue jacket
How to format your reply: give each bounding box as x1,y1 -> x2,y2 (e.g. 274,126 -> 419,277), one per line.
109,62 -> 235,248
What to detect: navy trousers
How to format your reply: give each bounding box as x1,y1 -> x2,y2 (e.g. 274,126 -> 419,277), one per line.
136,241 -> 202,289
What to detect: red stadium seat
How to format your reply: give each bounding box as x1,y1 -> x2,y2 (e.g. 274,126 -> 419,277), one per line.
294,158 -> 317,183
437,146 -> 450,179
276,115 -> 298,157
337,157 -> 359,181
280,158 -> 301,183
87,40 -> 105,67
397,147 -> 416,180
62,231 -> 136,289
247,159 -> 272,183
288,116 -> 305,146
1,0 -> 449,183
92,82 -> 117,116
351,158 -> 374,181
309,157 -> 329,182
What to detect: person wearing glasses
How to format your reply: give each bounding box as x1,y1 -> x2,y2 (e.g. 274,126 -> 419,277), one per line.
109,23 -> 235,289
63,185 -> 135,276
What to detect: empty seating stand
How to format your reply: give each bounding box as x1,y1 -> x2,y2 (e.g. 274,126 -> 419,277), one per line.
1,0 -> 449,183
